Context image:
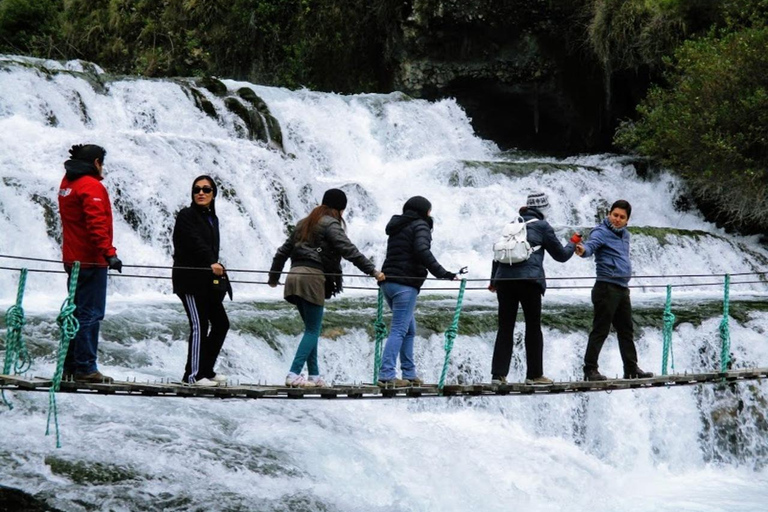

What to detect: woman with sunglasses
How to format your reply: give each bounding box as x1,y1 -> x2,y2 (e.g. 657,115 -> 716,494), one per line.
269,189 -> 385,388
172,175 -> 230,387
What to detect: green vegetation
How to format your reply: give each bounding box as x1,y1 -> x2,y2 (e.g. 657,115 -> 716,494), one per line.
0,0 -> 404,92
605,0 -> 768,232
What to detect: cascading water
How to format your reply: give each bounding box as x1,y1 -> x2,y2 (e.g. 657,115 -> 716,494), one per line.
0,55 -> 767,511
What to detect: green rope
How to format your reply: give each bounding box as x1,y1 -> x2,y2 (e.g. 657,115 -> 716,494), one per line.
46,262 -> 80,448
438,279 -> 467,392
719,273 -> 731,374
2,268 -> 30,410
372,287 -> 388,383
661,284 -> 676,376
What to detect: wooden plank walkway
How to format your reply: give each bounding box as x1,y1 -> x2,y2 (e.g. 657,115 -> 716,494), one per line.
1,368 -> 765,400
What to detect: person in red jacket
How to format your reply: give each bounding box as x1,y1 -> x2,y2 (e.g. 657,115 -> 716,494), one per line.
58,144 -> 122,383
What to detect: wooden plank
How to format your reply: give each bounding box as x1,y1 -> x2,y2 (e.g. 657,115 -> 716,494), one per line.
0,375 -> 52,389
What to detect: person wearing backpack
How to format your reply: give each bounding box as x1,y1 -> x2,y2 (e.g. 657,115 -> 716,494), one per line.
574,199 -> 653,381
489,192 -> 581,385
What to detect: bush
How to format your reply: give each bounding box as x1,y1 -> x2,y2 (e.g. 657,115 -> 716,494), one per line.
615,23 -> 768,230
0,0 -> 60,56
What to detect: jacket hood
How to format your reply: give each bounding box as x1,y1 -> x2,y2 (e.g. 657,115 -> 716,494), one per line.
519,206 -> 544,220
386,211 -> 430,235
64,159 -> 101,181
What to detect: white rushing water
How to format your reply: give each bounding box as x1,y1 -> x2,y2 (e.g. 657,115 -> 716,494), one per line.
0,55 -> 767,511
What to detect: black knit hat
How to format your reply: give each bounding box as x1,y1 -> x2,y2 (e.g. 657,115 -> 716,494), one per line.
403,196 -> 432,217
322,188 -> 347,211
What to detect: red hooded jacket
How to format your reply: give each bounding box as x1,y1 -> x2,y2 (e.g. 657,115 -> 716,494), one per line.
58,169 -> 116,267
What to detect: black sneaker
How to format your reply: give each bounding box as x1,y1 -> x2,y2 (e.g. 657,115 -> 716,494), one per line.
584,369 -> 608,381
624,368 -> 654,379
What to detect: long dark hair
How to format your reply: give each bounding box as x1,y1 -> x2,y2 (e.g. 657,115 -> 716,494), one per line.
296,205 -> 345,244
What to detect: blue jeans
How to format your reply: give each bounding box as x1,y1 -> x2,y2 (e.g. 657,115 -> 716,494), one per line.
64,267 -> 108,375
289,297 -> 325,376
379,282 -> 419,380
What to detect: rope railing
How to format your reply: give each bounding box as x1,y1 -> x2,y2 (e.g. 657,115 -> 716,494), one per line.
438,279 -> 467,392
719,274 -> 732,374
46,261 -> 80,449
372,288 -> 387,384
1,253 -> 767,282
2,268 -> 30,409
661,285 -> 676,376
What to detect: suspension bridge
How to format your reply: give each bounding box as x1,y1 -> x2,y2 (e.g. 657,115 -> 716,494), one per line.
1,254 -> 767,446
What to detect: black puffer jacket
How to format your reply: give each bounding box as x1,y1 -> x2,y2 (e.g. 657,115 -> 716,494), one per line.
380,211 -> 452,291
172,205 -> 220,295
269,215 -> 377,280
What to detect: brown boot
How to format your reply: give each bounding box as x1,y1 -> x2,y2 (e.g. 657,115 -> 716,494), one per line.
74,371 -> 114,384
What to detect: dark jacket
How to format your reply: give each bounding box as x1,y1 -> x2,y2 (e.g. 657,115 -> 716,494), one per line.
580,217 -> 632,288
269,215 -> 377,282
490,208 -> 575,294
172,204 -> 220,295
381,211 -> 452,291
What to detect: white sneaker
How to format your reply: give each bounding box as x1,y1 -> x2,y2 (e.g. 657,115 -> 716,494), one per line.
211,374 -> 228,384
191,378 -> 219,387
309,375 -> 329,387
285,373 -> 316,388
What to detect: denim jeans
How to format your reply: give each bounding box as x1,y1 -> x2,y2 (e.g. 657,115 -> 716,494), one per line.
64,267 -> 108,375
379,282 -> 419,380
289,297 -> 325,376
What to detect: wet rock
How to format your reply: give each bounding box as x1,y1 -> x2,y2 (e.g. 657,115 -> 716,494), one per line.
0,485 -> 63,512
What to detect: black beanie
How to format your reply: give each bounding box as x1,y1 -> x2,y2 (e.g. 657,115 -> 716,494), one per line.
69,144 -> 106,164
403,196 -> 432,217
322,188 -> 347,211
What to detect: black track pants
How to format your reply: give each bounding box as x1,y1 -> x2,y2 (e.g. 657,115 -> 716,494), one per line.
178,292 -> 229,383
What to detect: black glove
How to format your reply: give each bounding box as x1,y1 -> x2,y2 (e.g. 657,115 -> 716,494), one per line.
443,271 -> 457,281
106,255 -> 123,273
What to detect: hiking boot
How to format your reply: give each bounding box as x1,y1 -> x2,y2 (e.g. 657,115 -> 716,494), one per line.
285,373 -> 316,388
74,371 -> 114,384
211,374 -> 228,384
309,375 -> 330,388
377,378 -> 411,388
491,375 -> 507,385
584,369 -> 608,381
525,376 -> 554,385
407,377 -> 424,386
190,378 -> 219,387
624,368 -> 654,379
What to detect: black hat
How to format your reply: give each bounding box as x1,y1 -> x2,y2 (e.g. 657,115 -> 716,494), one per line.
526,191 -> 549,209
322,188 -> 347,211
403,196 -> 432,216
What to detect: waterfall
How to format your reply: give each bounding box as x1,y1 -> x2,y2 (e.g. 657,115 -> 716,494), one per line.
1,55 -> 767,512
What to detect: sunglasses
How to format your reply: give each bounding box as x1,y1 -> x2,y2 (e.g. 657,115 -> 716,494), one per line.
193,186 -> 213,194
